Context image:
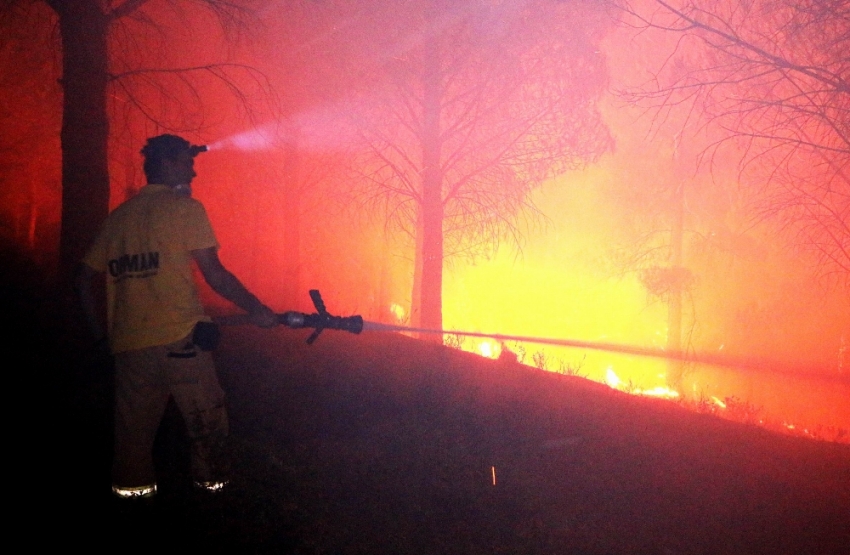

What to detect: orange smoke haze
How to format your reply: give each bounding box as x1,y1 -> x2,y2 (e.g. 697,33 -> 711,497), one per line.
1,1 -> 847,441
440,164 -> 849,437
438,16 -> 850,437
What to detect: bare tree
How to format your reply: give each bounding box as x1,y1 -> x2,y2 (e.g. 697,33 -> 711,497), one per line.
332,0 -> 613,333
2,0 -> 270,284
617,0 -> 850,287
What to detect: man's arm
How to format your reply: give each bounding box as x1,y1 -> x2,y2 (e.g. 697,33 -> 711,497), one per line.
191,247 -> 278,328
74,263 -> 106,342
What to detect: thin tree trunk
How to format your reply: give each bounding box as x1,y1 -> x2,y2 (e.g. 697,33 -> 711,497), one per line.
418,11 -> 443,340
667,179 -> 685,389
411,209 -> 423,329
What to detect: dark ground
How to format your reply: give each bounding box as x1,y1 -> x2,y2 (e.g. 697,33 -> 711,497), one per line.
9,252 -> 849,554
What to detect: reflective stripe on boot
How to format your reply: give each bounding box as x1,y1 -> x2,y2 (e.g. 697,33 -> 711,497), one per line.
193,480 -> 228,492
112,483 -> 157,498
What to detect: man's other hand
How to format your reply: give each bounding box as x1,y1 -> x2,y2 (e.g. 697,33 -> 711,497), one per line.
249,305 -> 278,328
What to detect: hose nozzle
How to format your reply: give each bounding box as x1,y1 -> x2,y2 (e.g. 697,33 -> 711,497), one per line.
280,290 -> 363,344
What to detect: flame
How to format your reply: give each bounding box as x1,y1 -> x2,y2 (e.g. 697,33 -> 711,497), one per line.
605,367 -> 622,388
638,386 -> 680,399
435,332 -> 846,442
478,340 -> 501,359
441,334 -> 503,360
711,396 -> 727,409
604,367 -> 679,398
390,302 -> 406,323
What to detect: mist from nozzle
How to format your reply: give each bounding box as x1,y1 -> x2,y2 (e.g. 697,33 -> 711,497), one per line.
204,96 -> 370,155
207,125 -> 277,153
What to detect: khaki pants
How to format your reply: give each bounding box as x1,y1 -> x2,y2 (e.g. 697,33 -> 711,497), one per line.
112,334 -> 229,489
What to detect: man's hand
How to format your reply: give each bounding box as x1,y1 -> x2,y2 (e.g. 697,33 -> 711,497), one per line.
249,304 -> 279,328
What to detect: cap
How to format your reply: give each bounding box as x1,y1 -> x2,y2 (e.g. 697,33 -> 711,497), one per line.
141,134 -> 207,160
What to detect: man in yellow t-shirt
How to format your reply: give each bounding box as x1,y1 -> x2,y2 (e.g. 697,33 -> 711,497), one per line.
77,134 -> 278,499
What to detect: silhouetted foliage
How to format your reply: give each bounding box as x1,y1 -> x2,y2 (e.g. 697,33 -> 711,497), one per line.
619,0 -> 850,287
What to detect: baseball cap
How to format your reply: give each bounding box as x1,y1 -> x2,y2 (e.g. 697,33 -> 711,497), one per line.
141,134 -> 207,160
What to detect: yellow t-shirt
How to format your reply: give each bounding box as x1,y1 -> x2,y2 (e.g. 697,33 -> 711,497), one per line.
83,184 -> 219,353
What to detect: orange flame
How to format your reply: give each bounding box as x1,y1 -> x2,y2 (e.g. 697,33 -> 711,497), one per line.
390,303 -> 406,323
478,340 -> 501,359
605,367 -> 679,398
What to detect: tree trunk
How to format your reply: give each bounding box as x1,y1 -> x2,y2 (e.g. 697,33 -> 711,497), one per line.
51,0 -> 111,286
410,210 -> 423,329
667,179 -> 685,389
417,12 -> 443,340
420,162 -> 444,335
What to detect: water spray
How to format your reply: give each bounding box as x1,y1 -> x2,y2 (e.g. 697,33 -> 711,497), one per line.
219,290 -> 848,383
363,321 -> 848,382
269,289 -> 733,366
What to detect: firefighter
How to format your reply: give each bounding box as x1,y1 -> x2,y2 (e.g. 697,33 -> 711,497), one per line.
76,134 -> 277,498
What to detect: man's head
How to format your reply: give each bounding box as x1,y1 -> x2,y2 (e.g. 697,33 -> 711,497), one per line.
141,134 -> 207,194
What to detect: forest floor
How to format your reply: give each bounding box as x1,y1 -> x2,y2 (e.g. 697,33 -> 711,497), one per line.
45,322 -> 849,554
